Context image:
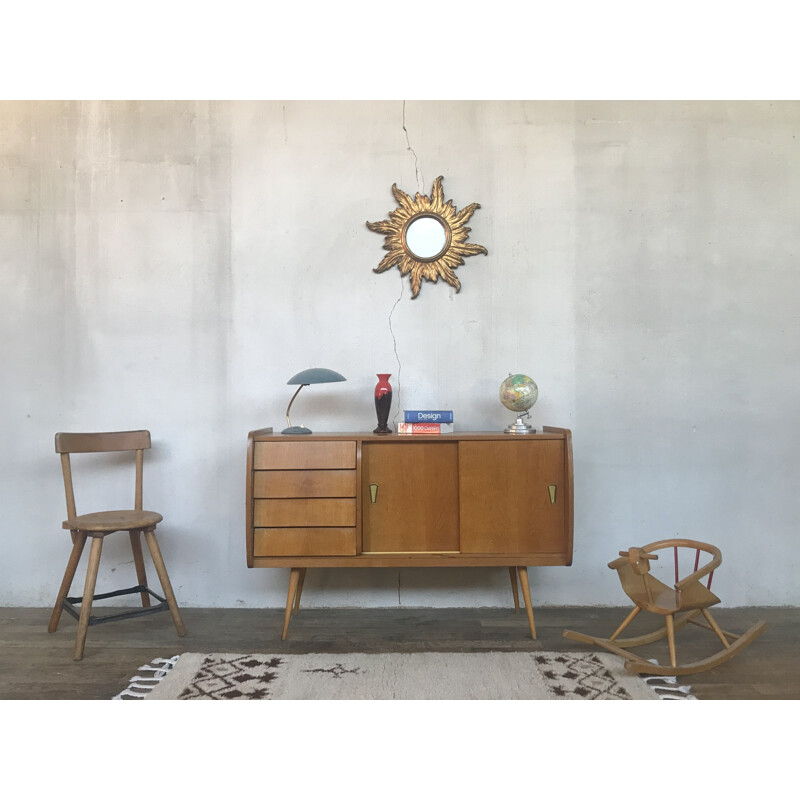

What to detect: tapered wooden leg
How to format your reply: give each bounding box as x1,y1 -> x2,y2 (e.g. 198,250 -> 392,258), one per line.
517,566 -> 537,639
74,536 -> 103,661
292,568 -> 307,616
282,568 -> 301,640
49,531 -> 87,633
610,606 -> 641,641
665,613 -> 677,668
129,530 -> 151,608
143,530 -> 186,636
701,608 -> 731,649
508,567 -> 520,614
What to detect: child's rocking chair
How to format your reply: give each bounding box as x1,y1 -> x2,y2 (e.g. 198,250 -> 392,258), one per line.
563,538 -> 766,676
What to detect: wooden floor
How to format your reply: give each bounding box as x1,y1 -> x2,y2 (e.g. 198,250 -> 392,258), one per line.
1,605 -> 796,699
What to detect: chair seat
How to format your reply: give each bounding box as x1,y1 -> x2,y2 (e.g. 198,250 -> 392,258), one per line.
630,584 -> 721,615
62,509 -> 163,533
631,586 -> 680,614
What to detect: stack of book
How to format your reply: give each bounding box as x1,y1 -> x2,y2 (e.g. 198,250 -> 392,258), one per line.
397,410 -> 454,435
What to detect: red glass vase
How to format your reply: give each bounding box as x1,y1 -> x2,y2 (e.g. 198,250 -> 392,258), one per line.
373,373 -> 392,434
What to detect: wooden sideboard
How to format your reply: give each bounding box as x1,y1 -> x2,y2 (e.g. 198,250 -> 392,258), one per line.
246,427 -> 573,639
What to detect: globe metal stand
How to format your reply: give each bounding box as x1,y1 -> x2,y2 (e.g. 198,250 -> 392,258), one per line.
504,411 -> 535,434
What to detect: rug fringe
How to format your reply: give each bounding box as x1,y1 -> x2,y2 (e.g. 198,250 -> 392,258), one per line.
112,656 -> 181,700
642,660 -> 697,700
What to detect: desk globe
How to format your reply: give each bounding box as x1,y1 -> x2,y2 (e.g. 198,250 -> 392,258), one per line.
499,373 -> 538,434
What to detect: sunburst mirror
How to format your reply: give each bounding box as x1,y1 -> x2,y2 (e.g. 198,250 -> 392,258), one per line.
367,176 -> 488,299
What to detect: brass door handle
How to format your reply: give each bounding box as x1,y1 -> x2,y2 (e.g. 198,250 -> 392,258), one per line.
369,484 -> 378,504
548,484 -> 557,504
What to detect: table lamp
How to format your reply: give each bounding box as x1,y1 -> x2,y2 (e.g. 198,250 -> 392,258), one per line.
281,368 -> 347,435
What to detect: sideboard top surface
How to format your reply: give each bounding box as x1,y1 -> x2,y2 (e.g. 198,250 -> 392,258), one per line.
249,429 -> 570,443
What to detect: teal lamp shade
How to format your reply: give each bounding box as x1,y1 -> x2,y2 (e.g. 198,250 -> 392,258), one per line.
282,368 -> 347,435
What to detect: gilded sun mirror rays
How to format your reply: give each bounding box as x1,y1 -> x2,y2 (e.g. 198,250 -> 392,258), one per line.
367,176 -> 487,299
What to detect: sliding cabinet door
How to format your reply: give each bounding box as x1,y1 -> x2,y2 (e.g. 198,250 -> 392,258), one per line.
361,442 -> 459,553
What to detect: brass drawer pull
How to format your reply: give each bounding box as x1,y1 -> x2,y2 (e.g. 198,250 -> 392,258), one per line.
548,484 -> 557,504
370,484 -> 378,504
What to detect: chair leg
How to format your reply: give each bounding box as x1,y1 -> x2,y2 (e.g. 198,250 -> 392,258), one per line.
49,531 -> 87,633
609,606 -> 641,641
665,613 -> 677,668
74,536 -> 104,661
128,530 -> 151,608
701,608 -> 731,649
509,566 -> 520,614
292,568 -> 307,616
282,568 -> 301,640
143,530 -> 186,637
517,566 -> 537,639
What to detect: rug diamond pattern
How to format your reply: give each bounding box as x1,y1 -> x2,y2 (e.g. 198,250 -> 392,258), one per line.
179,654 -> 284,700
533,653 -> 633,699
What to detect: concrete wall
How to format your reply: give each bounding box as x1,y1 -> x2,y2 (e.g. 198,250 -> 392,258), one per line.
2,100 -> 798,608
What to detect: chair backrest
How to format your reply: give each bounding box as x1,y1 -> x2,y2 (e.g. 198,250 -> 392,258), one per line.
55,430 -> 152,520
642,539 -> 721,590
55,431 -> 151,454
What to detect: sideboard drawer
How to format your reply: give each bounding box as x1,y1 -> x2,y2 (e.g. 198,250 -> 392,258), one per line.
253,469 -> 357,499
254,441 -> 356,470
254,528 -> 357,556
254,498 -> 357,528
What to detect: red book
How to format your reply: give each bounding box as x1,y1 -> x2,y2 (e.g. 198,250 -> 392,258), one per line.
397,422 -> 454,435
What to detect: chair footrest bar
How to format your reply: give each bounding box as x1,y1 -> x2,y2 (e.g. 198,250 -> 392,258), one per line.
61,585 -> 168,626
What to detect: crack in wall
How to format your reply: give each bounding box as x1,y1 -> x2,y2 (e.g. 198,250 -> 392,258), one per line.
390,100 -> 420,607
402,100 -> 422,191
389,278 -> 403,426
385,100 -> 420,430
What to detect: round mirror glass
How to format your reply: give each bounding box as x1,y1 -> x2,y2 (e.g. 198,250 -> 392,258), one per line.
404,215 -> 448,260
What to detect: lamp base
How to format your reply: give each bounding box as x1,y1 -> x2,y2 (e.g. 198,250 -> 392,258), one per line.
281,426 -> 312,435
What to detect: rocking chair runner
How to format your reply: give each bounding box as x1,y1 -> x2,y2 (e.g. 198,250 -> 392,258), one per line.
563,538 -> 766,676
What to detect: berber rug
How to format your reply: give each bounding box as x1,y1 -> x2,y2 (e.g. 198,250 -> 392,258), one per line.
113,652 -> 693,700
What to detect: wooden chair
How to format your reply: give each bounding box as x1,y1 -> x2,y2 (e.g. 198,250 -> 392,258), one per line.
563,538 -> 766,676
48,430 -> 186,660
